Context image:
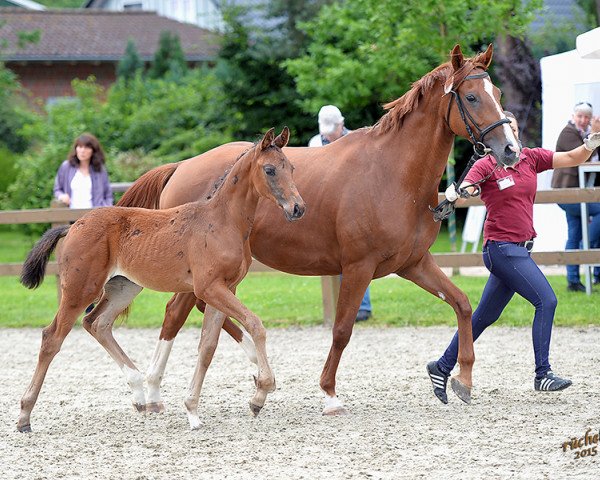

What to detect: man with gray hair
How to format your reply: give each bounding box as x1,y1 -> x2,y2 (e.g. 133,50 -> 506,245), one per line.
552,101 -> 600,292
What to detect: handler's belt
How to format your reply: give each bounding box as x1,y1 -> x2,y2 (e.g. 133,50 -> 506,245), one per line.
514,239 -> 534,251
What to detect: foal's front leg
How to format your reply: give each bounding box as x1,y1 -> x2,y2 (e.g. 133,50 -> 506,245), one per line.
196,282 -> 275,417
184,305 -> 226,429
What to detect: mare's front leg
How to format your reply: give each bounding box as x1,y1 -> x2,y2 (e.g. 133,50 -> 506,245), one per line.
146,293 -> 258,414
145,292 -> 198,413
399,252 -> 474,403
196,281 -> 275,417
320,263 -> 374,416
184,305 -> 226,429
82,276 -> 145,411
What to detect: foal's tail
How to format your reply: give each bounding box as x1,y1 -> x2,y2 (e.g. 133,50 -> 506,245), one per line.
117,162 -> 180,209
21,225 -> 70,289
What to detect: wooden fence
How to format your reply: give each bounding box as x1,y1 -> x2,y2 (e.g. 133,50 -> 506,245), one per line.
2,188 -> 600,325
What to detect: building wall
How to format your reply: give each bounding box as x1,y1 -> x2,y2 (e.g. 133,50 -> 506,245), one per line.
88,0 -> 225,31
8,62 -> 117,105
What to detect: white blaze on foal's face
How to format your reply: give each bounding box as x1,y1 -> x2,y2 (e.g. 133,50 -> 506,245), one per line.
483,78 -> 520,156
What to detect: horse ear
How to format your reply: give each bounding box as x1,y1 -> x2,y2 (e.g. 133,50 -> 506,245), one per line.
480,43 -> 493,69
444,44 -> 465,94
274,126 -> 290,148
260,128 -> 275,150
450,44 -> 464,72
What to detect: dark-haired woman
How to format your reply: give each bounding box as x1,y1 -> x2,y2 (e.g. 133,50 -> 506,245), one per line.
53,133 -> 113,208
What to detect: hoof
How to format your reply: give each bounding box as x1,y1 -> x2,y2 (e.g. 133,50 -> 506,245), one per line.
132,402 -> 146,413
249,402 -> 263,417
450,377 -> 472,404
17,424 -> 32,433
322,406 -> 349,416
145,402 -> 165,414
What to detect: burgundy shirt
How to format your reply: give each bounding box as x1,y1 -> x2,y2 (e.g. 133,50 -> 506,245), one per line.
464,147 -> 554,243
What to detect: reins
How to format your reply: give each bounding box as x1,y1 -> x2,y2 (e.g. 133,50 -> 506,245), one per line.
430,71 -> 510,222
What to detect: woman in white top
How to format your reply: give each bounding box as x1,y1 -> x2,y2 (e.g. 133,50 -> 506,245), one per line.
53,133 -> 113,208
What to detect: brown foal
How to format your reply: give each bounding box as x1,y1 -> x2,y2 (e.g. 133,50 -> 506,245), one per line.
17,127 -> 305,432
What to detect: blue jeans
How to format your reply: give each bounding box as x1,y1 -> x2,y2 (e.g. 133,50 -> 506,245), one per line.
438,241 -> 557,378
557,203 -> 600,283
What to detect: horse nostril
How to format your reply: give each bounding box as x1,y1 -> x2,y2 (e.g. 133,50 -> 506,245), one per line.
504,144 -> 516,156
293,203 -> 303,218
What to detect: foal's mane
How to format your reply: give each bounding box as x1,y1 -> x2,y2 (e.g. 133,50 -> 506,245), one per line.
373,51 -> 489,134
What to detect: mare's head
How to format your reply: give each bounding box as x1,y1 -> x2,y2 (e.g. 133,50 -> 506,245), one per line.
443,44 -> 520,167
251,127 -> 305,221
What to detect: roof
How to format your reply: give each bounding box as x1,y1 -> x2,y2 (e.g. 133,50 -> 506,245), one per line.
0,9 -> 220,62
0,0 -> 45,10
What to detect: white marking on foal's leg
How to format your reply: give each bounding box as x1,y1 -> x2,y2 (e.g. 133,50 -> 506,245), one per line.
121,365 -> 146,410
438,291 -> 446,301
146,339 -> 174,407
322,394 -> 346,415
240,330 -> 258,365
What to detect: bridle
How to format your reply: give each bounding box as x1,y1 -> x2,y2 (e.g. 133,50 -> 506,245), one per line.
445,71 -> 511,157
431,70 -> 510,221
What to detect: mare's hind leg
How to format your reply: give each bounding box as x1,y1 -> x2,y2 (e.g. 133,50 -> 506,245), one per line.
195,282 -> 275,419
184,305 -> 226,429
82,276 -> 144,411
18,297 -> 94,432
320,263 -> 374,415
399,252 -> 474,404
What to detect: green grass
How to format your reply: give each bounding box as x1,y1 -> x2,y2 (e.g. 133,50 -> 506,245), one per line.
1,228 -> 598,328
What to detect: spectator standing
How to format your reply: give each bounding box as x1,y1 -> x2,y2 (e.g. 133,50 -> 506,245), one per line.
308,105 -> 372,322
54,133 -> 113,209
551,102 -> 600,291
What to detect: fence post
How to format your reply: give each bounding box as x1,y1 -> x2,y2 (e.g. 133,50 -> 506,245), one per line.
50,199 -> 68,303
320,276 -> 340,328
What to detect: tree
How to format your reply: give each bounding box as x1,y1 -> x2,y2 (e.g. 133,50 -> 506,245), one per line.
117,38 -> 143,81
215,2 -> 333,144
149,31 -> 188,79
286,0 -> 543,128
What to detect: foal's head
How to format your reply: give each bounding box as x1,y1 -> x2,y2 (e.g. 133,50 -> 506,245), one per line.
251,127 -> 305,221
443,44 -> 521,167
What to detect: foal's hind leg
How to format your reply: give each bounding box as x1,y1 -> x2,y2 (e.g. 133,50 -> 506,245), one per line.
184,305 -> 226,429
399,252 -> 474,404
18,300 -> 91,432
82,276 -> 145,411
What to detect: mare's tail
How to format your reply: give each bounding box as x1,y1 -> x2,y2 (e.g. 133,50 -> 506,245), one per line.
21,225 -> 70,289
117,162 -> 180,209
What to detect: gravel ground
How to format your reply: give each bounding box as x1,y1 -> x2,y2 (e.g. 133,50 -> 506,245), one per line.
1,326 -> 598,479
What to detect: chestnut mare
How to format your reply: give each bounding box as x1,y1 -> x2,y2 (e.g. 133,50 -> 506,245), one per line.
17,128 -> 305,432
120,44 -> 518,414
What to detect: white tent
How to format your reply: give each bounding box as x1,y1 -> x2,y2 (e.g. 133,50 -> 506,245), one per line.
534,27 -> 600,251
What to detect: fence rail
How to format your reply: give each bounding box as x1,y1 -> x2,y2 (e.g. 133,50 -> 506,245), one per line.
3,187 -> 600,325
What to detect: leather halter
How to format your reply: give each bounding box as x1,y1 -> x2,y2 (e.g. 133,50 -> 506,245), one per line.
445,71 -> 511,157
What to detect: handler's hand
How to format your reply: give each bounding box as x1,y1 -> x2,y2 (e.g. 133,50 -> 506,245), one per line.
584,131 -> 600,152
445,183 -> 459,202
58,193 -> 71,206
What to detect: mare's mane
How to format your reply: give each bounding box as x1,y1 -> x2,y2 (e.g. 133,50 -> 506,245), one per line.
373,51 -> 490,134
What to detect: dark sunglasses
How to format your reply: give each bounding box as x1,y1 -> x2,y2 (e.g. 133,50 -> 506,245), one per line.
575,101 -> 593,109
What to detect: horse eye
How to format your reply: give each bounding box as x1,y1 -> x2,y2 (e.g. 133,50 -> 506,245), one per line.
264,165 -> 276,176
466,94 -> 477,103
